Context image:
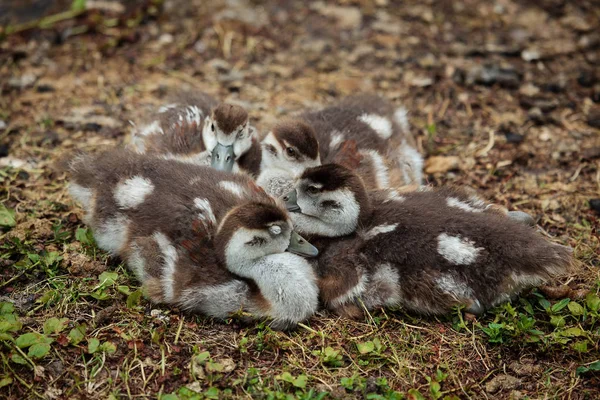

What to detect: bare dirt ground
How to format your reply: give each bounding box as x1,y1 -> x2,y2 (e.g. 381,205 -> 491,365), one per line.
1,0 -> 599,398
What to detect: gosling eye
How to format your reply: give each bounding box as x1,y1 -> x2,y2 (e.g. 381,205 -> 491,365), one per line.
211,123 -> 215,132
269,225 -> 282,235
246,237 -> 267,246
285,147 -> 296,158
306,186 -> 319,195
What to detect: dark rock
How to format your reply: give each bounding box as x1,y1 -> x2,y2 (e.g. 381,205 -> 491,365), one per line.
578,70 -> 598,87
590,199 -> 600,214
582,147 -> 600,160
452,68 -> 466,84
17,170 -> 30,181
0,144 -> 8,158
467,64 -> 521,89
592,85 -> 600,103
36,84 -> 55,93
527,107 -> 545,124
504,132 -> 525,143
84,122 -> 103,132
520,97 -> 559,112
588,108 -> 600,129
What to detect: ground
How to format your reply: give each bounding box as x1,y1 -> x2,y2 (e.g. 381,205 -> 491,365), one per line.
1,0 -> 599,399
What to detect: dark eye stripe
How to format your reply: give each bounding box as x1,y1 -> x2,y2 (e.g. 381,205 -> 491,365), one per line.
246,237 -> 267,246
265,144 -> 277,155
321,200 -> 340,209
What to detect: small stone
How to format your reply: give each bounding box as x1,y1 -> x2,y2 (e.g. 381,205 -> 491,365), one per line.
504,132 -> 525,143
582,147 -> 600,160
194,40 -> 207,54
519,83 -> 539,97
539,285 -> 571,299
0,120 -> 6,130
528,107 -> 544,124
36,84 -> 55,93
589,199 -> 600,214
521,49 -> 540,62
509,360 -> 542,376
587,108 -> 600,129
158,33 -> 174,45
466,64 -> 521,88
425,156 -> 460,174
578,70 -> 597,88
8,73 -> 37,89
486,374 -> 521,394
592,85 -> 600,103
219,357 -> 236,373
312,4 -> 362,30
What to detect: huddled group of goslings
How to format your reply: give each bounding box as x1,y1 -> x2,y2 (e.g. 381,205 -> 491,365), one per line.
67,93 -> 573,329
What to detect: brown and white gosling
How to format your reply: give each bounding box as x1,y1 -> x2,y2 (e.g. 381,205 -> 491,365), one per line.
67,150 -> 319,329
284,164 -> 572,317
298,94 -> 423,188
130,92 -> 262,175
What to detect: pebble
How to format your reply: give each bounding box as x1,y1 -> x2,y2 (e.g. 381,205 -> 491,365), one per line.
504,132 -> 525,144
425,156 -> 460,174
8,73 -> 37,89
590,199 -> 600,215
0,120 -> 6,130
587,107 -> 600,129
578,70 -> 598,88
466,64 -> 521,88
486,374 -> 521,394
521,49 -> 540,62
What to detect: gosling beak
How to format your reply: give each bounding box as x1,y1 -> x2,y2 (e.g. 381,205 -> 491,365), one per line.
211,143 -> 235,172
282,190 -> 301,212
286,231 -> 319,257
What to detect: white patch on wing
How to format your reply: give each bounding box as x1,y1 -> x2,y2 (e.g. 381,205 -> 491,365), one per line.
329,131 -> 345,151
469,195 -> 487,209
383,189 -> 405,203
184,105 -> 203,126
358,113 -> 392,139
437,233 -> 483,265
194,198 -> 217,225
219,181 -> 246,198
128,242 -> 146,281
436,273 -> 475,300
153,232 -> 178,303
330,273 -> 368,308
178,281 -> 250,318
68,183 -> 93,209
393,106 -> 410,134
446,197 -> 483,213
139,120 -> 163,137
161,151 -> 211,166
397,142 -> 423,185
94,214 -> 130,255
158,103 -> 178,113
363,223 -> 398,240
363,263 -> 401,308
114,176 -> 155,209
361,149 -> 390,189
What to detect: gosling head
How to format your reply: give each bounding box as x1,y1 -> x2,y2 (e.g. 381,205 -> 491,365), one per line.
215,202 -> 318,275
260,120 -> 321,178
283,164 -> 370,238
203,103 -> 254,172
